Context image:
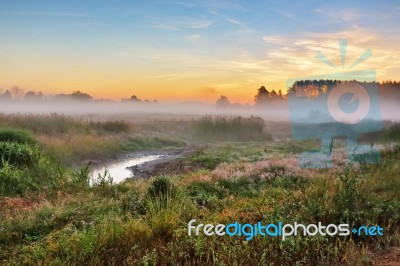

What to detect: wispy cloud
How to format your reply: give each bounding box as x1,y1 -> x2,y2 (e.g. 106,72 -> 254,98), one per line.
273,8 -> 296,19
154,17 -> 212,30
117,53 -> 161,59
198,26 -> 400,85
0,11 -> 86,17
157,0 -> 247,12
209,10 -> 246,27
154,23 -> 178,30
199,87 -> 217,95
157,0 -> 197,7
184,34 -> 202,41
262,35 -> 287,45
314,8 -> 362,21
122,26 -> 399,86
151,72 -> 211,80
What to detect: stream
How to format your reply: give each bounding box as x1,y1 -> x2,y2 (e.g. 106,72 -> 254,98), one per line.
90,154 -> 164,184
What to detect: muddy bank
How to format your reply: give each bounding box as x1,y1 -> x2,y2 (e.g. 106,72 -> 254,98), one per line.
89,146 -> 197,183
127,147 -> 197,178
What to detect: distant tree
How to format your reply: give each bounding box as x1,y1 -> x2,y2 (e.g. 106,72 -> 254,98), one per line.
270,90 -> 278,99
254,86 -> 270,105
130,95 -> 142,102
216,95 -> 230,107
10,85 -> 24,100
0,90 -> 12,101
25,91 -> 43,101
278,89 -> 283,98
70,91 -> 92,101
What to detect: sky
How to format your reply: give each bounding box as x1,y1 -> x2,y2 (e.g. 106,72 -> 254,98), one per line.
0,0 -> 399,103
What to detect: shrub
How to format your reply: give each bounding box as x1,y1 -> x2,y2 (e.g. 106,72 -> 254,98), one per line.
0,128 -> 37,145
89,120 -> 130,133
146,176 -> 177,200
0,133 -> 64,196
71,162 -> 92,187
0,162 -> 36,196
382,122 -> 400,141
0,142 -> 41,168
144,176 -> 193,238
188,148 -> 234,170
192,116 -> 271,141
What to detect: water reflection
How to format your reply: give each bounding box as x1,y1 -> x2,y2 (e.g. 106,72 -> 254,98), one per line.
90,155 -> 162,184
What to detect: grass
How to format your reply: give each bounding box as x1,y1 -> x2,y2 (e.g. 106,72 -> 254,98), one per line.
0,129 -> 64,197
0,128 -> 37,145
0,114 -> 399,265
193,116 -> 272,141
0,114 -> 185,165
382,121 -> 400,141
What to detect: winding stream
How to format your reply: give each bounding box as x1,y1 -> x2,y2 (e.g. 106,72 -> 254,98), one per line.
90,154 -> 164,184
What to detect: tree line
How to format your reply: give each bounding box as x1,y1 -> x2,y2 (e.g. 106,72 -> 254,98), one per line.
216,79 -> 400,107
1,79 -> 399,105
0,86 -> 158,103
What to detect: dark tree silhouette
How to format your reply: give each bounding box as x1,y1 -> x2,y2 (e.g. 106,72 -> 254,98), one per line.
70,91 -> 93,101
270,90 -> 278,99
10,86 -> 24,100
25,91 -> 43,100
254,86 -> 270,105
216,95 -> 230,107
0,90 -> 12,101
130,95 -> 142,102
53,91 -> 93,101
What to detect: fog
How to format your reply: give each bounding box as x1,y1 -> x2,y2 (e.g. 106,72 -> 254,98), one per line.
0,99 -> 290,121
0,98 -> 398,122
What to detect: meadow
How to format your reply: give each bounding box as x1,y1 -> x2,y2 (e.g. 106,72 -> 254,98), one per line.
0,114 -> 399,265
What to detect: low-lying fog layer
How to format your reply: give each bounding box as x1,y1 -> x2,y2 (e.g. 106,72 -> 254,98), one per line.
0,99 -> 399,122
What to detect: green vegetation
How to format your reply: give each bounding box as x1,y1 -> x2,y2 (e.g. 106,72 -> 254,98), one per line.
0,129 -> 63,197
382,121 -> 400,141
193,116 -> 271,141
0,115 -> 399,265
0,128 -> 37,145
0,114 -> 185,165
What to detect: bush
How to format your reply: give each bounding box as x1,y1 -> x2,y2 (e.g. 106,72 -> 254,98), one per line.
193,116 -> 271,141
146,176 -> 178,200
0,132 -> 64,196
0,128 -> 37,145
144,176 -> 193,238
89,120 -> 130,133
383,122 -> 400,141
188,149 -> 232,170
0,163 -> 37,196
0,142 -> 41,168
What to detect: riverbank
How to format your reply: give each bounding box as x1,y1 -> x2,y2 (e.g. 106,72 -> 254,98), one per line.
88,147 -> 198,183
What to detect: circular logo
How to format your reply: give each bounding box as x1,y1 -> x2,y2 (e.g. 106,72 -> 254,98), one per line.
327,82 -> 370,124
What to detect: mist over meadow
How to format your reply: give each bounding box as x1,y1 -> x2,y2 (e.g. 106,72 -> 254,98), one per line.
1,81 -> 399,122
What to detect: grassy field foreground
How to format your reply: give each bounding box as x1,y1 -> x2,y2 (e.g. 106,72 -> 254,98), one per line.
0,114 -> 399,265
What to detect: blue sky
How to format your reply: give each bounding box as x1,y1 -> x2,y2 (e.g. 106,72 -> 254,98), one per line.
0,0 -> 399,102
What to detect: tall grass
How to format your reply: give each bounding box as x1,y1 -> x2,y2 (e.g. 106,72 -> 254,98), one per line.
0,128 -> 37,145
1,147 -> 399,265
383,122 -> 400,141
0,113 -> 132,136
193,116 -> 271,141
0,142 -> 41,168
0,114 -> 186,165
0,115 -> 399,265
0,128 -> 64,196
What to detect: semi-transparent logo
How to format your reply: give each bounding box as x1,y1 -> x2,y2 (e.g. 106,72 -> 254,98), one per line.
287,39 -> 382,168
